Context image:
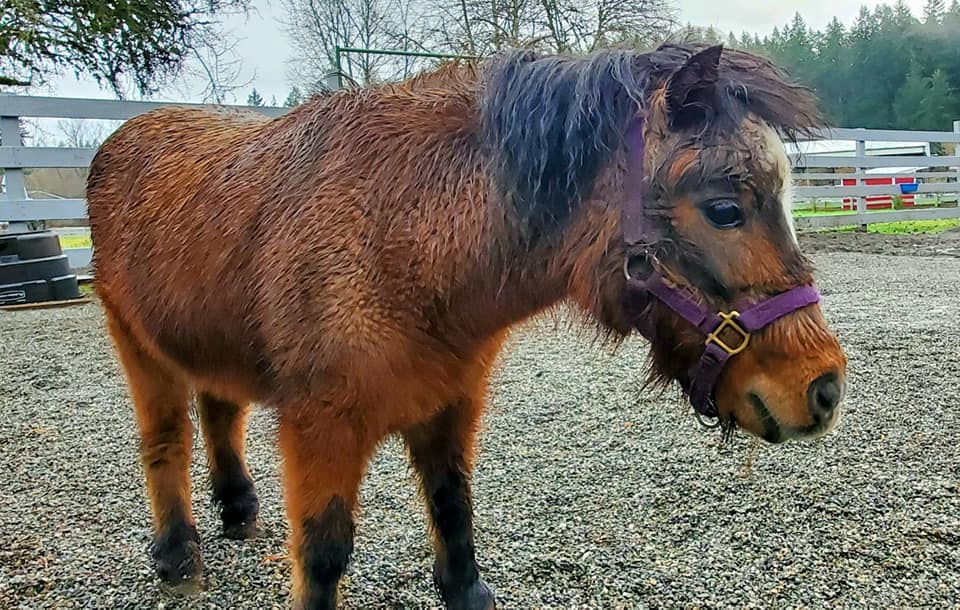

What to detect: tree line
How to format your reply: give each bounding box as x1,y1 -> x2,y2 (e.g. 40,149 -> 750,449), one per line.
279,0 -> 676,91
684,1 -> 960,130
7,0 -> 960,131
274,0 -> 960,130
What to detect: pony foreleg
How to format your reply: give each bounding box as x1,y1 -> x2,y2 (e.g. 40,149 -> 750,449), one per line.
277,408 -> 378,610
403,398 -> 496,610
197,393 -> 260,539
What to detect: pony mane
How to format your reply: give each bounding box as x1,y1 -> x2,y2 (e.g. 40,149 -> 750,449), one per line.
479,43 -> 824,237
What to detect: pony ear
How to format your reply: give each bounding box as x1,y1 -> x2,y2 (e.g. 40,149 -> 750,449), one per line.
665,45 -> 723,129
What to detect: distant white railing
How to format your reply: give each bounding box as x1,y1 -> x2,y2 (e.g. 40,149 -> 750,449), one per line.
2,94 -> 959,268
0,95 -> 287,267
790,124 -> 960,229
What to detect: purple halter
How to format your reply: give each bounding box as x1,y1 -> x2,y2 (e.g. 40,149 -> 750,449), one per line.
621,118 -> 821,420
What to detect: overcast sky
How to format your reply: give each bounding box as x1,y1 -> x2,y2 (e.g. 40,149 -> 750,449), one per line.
45,0 -> 928,104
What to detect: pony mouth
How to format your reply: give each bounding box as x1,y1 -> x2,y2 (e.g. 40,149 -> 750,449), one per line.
747,393 -> 838,444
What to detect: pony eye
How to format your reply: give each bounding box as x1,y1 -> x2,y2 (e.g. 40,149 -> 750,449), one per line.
702,199 -> 745,229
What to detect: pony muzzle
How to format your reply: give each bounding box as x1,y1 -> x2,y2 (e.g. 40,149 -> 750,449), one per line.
625,267 -> 847,442
716,311 -> 848,443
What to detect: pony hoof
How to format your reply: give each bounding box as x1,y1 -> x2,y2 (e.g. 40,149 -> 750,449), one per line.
219,488 -> 260,540
159,569 -> 205,597
222,519 -> 259,540
444,580 -> 496,610
152,525 -> 204,593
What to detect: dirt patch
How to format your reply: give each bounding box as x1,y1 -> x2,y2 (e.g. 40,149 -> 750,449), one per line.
799,228 -> 960,258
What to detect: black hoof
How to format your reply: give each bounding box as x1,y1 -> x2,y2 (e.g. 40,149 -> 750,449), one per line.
152,522 -> 204,593
223,518 -> 259,540
216,484 -> 260,539
442,580 -> 496,610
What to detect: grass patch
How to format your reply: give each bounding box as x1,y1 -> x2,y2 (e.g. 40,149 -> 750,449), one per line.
866,218 -> 959,234
792,206 -> 936,218
793,208 -> 857,218
808,218 -> 960,235
58,235 -> 92,249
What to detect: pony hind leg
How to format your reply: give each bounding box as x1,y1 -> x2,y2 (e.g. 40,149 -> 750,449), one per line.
197,393 -> 260,539
105,309 -> 203,591
403,398 -> 496,610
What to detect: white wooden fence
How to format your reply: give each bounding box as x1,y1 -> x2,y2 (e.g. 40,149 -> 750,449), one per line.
0,95 -> 286,267
790,124 -> 960,229
2,94 -> 959,269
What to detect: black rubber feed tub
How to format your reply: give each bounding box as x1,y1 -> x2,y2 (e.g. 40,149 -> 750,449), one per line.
0,231 -> 82,306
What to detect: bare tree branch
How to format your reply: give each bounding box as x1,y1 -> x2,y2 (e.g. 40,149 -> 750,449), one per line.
281,0 -> 677,88
283,0 -> 447,88
179,27 -> 257,104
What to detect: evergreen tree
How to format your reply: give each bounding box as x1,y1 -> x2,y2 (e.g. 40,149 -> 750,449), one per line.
922,69 -> 955,129
944,0 -> 960,27
894,63 -> 933,128
924,0 -> 946,23
246,88 -> 264,106
778,13 -> 816,84
850,5 -> 879,40
893,0 -> 918,27
284,86 -> 304,107
814,18 -> 850,126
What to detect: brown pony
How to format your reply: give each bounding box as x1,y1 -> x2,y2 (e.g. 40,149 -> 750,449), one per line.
86,44 -> 847,609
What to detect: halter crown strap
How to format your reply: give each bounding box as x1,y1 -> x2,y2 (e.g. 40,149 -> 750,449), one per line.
622,119 -> 649,245
621,117 -> 821,419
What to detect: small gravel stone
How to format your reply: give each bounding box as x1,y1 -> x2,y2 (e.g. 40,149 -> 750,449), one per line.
1,233 -> 959,608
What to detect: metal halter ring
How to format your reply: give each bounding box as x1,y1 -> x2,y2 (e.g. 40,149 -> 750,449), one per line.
623,250 -> 659,282
694,409 -> 723,429
704,311 -> 752,356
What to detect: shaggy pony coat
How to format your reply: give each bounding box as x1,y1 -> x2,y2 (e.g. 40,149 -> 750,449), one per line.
87,43 -> 829,609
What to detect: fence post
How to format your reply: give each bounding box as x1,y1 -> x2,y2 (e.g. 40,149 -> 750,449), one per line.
324,73 -> 342,91
856,138 -> 867,231
954,121 -> 960,206
0,113 -> 31,233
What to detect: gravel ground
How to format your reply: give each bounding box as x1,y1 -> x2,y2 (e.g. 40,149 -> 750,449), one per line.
799,225 -> 960,258
2,236 -> 960,609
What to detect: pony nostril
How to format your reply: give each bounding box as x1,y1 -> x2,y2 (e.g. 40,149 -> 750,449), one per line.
807,373 -> 842,422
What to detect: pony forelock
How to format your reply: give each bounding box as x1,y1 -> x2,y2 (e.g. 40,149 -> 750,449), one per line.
479,44 -> 824,239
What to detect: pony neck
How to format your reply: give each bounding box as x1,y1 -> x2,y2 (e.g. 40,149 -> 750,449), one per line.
452,202 -> 623,341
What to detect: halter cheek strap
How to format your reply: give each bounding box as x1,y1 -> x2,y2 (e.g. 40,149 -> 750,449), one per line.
621,117 -> 821,419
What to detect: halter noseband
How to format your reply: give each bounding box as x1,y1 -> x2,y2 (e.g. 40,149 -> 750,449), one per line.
621,117 -> 821,420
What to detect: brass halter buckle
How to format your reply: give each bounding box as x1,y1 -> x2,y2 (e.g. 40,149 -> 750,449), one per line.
705,311 -> 751,355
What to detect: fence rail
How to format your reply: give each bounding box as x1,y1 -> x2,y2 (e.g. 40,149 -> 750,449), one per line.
2,94 -> 959,268
789,121 -> 960,230
791,154 -> 960,168
796,126 -> 960,143
1,95 -> 288,267
1,95 -> 288,120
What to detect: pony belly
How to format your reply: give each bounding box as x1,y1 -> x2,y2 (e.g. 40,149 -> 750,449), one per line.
266,336 -> 498,435
100,292 -> 270,405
